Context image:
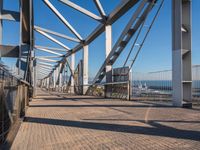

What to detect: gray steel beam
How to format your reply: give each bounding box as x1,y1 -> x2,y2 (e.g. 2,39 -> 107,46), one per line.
0,0 -> 3,59
19,0 -> 33,83
43,0 -> 83,41
0,10 -> 20,22
92,0 -> 150,84
21,0 -> 31,44
0,45 -> 19,57
59,0 -> 102,22
34,25 -> 80,43
108,0 -> 140,25
172,0 -> 192,107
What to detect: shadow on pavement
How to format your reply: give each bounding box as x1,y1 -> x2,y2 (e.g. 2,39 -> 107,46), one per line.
24,116 -> 200,142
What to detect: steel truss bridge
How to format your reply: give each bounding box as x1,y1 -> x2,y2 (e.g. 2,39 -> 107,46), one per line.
0,0 -> 197,148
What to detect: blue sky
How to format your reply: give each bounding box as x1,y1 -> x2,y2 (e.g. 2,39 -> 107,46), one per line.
1,0 -> 200,78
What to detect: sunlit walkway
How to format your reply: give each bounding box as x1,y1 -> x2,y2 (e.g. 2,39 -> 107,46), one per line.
11,89 -> 200,150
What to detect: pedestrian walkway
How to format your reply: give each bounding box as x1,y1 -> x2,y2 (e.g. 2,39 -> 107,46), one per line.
11,89 -> 200,150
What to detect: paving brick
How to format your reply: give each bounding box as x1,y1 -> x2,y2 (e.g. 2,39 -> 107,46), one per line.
11,90 -> 200,150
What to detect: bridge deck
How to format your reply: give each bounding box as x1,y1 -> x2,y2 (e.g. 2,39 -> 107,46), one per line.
11,89 -> 200,150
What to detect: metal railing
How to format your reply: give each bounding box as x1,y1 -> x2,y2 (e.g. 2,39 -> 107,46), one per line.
0,64 -> 31,146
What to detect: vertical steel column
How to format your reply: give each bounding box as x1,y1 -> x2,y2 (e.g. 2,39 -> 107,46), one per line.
56,67 -> 59,91
30,0 -> 34,87
47,77 -> 49,89
59,63 -> 62,91
71,53 -> 75,93
0,0 -> 2,59
105,25 -> 112,97
53,70 -> 56,89
19,0 -> 32,79
172,0 -> 192,107
33,59 -> 37,97
83,45 -> 88,94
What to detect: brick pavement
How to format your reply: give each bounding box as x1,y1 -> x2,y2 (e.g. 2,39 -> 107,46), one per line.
11,89 -> 200,150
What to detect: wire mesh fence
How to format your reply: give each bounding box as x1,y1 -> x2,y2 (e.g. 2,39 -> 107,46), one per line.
0,64 -> 31,145
132,65 -> 200,103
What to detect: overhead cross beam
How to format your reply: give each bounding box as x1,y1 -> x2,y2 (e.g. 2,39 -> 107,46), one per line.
38,65 -> 53,69
37,57 -> 58,63
59,0 -> 102,22
38,61 -> 55,67
35,46 -> 64,56
38,67 -> 52,72
43,0 -> 83,41
34,25 -> 80,43
36,56 -> 62,58
0,10 -> 20,21
35,28 -> 70,50
34,45 -> 66,52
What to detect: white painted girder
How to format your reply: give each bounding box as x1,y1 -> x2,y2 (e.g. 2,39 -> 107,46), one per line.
93,0 -> 106,17
60,0 -> 102,22
34,25 -> 80,43
35,29 -> 70,50
35,47 -> 64,56
43,0 -> 83,41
